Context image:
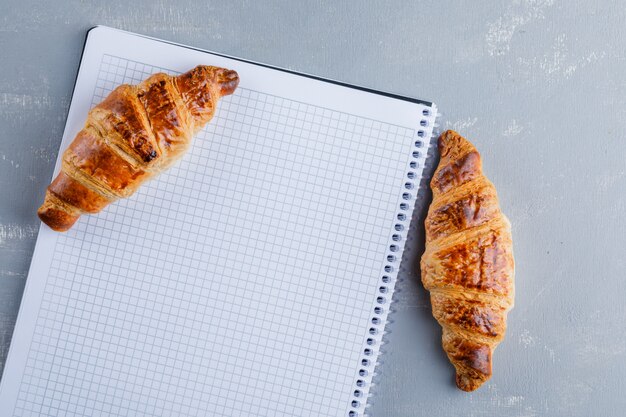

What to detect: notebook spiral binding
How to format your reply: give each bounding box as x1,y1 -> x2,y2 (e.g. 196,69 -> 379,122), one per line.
347,107 -> 440,417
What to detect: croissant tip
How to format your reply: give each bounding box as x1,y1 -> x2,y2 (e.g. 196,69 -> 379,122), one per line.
437,129 -> 461,149
215,68 -> 240,96
455,372 -> 484,392
437,130 -> 478,160
37,204 -> 79,232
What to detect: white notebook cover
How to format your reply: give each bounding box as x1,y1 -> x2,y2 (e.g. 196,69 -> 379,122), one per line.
0,26 -> 437,417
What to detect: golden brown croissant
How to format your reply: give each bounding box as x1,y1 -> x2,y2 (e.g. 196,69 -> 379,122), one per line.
420,130 -> 514,392
38,65 -> 239,231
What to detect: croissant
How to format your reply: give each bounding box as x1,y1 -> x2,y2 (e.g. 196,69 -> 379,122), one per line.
420,130 -> 515,392
38,65 -> 239,231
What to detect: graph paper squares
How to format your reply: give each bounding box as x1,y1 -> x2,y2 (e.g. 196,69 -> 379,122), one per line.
13,54 -> 420,417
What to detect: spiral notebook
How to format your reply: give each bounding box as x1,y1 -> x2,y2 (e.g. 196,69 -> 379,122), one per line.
0,26 -> 437,417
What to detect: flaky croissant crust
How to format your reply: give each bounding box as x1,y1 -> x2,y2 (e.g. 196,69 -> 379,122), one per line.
421,130 -> 515,392
38,65 -> 239,231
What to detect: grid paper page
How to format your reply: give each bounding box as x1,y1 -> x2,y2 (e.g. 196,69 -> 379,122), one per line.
0,27 -> 437,417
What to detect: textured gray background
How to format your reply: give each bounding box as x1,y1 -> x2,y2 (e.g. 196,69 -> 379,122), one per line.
1,1 -> 625,416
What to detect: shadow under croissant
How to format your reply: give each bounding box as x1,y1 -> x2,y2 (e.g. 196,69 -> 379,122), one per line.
399,137 -> 459,387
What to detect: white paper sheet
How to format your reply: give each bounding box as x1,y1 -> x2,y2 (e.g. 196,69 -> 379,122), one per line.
0,26 -> 437,417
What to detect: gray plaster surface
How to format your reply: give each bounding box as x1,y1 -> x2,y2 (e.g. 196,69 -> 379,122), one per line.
1,1 -> 625,416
